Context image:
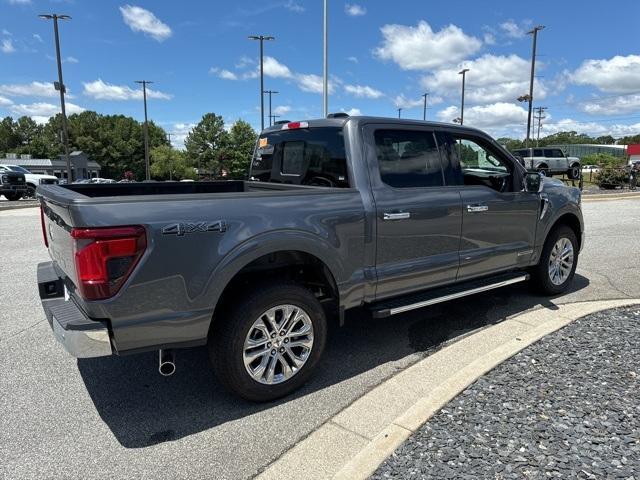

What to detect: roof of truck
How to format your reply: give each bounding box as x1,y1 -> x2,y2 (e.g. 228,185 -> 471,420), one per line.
261,115 -> 487,136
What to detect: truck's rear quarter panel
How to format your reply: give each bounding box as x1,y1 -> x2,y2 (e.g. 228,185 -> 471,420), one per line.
39,184 -> 367,354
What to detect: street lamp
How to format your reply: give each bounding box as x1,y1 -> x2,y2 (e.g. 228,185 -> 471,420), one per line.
39,13 -> 72,182
525,25 -> 544,147
458,68 -> 469,125
135,80 -> 153,181
323,0 -> 328,117
421,92 -> 429,121
397,107 -> 402,119
263,90 -> 279,127
248,35 -> 275,131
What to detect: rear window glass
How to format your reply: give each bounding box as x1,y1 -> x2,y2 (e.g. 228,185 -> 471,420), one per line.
251,127 -> 349,188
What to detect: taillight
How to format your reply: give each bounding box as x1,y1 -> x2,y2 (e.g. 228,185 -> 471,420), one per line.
281,121 -> 308,130
40,205 -> 48,248
71,226 -> 146,300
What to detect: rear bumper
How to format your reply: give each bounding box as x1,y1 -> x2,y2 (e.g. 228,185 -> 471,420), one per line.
37,261 -> 112,358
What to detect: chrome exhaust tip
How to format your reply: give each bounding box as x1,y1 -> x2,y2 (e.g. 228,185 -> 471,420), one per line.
158,349 -> 175,376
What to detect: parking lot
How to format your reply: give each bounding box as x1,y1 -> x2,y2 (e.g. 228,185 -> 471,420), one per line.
1,198 -> 639,480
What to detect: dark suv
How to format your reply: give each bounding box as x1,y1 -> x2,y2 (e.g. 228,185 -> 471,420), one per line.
0,165 -> 27,201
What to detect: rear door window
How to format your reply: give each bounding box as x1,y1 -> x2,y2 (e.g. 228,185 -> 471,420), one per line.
374,129 -> 444,188
251,127 -> 349,188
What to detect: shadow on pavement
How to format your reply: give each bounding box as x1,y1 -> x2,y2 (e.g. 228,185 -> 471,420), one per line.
78,274 -> 589,448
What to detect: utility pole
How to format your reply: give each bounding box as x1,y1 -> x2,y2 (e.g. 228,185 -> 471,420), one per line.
270,114 -> 280,125
421,92 -> 429,121
39,13 -> 72,182
263,90 -> 279,127
249,35 -> 275,131
458,68 -> 469,125
526,25 -> 544,147
534,106 -> 547,146
323,0 -> 328,117
135,80 -> 152,180
397,108 -> 402,119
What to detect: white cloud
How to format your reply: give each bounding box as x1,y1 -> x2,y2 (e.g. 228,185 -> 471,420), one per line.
500,20 -> 525,38
0,95 -> 13,106
579,94 -> 640,116
66,56 -> 79,64
0,81 -> 58,98
483,32 -> 496,45
344,84 -> 383,99
573,55 -> 640,94
344,108 -> 362,116
375,21 -> 482,70
421,54 -> 547,104
394,94 -> 423,109
8,0 -> 31,4
345,3 -> 366,16
210,68 -> 238,80
1,39 -> 15,53
2,29 -> 11,36
284,0 -> 305,13
82,79 -> 173,100
274,105 -> 291,115
543,118 -> 640,138
263,56 -> 293,78
166,122 -> 196,149
296,73 -> 324,93
119,5 -> 172,42
235,55 -> 254,69
9,101 -> 84,118
32,33 -> 42,43
436,102 -> 528,130
347,56 -> 358,63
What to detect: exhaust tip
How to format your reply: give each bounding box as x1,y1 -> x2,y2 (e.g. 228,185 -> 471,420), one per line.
158,349 -> 175,376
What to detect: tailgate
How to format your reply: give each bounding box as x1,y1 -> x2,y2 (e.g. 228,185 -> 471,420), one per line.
40,196 -> 79,286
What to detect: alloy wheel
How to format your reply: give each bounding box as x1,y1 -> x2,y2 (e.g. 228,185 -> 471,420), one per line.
548,237 -> 574,286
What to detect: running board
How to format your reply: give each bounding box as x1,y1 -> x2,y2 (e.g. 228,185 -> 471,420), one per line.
370,272 -> 530,318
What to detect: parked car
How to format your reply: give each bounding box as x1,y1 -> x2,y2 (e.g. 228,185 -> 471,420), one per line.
581,164 -> 601,173
36,116 -> 584,401
0,165 -> 27,200
511,148 -> 581,179
0,164 -> 58,198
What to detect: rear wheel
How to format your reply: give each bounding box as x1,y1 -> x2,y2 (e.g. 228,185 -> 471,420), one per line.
531,226 -> 578,295
209,282 -> 327,402
537,165 -> 549,177
567,164 -> 581,180
23,185 -> 36,199
3,192 -> 22,201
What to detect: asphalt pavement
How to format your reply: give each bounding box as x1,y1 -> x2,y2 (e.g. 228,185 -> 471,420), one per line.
1,198 -> 639,480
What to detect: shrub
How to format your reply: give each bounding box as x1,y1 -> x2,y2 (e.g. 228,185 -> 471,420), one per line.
595,168 -> 628,189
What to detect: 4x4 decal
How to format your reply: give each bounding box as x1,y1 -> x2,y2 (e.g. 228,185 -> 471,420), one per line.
162,220 -> 227,236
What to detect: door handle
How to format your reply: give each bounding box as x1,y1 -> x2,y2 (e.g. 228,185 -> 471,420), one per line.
383,212 -> 411,221
467,204 -> 489,213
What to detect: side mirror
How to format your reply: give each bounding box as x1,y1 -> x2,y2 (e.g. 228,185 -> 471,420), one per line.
524,172 -> 543,193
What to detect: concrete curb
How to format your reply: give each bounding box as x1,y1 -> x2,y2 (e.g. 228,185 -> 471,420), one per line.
582,191 -> 640,202
256,299 -> 640,480
0,202 -> 39,211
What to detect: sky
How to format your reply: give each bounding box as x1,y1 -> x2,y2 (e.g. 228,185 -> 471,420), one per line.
1,0 -> 639,148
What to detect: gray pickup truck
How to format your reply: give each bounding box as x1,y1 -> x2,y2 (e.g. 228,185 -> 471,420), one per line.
37,116 -> 584,401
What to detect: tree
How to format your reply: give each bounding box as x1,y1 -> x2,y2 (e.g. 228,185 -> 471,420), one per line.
184,113 -> 228,175
150,145 -> 196,180
0,117 -> 19,156
225,120 -> 257,178
595,135 -> 616,145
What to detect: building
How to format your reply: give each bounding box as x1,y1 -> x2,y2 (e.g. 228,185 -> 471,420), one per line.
0,151 -> 101,180
547,144 -> 627,160
627,144 -> 640,164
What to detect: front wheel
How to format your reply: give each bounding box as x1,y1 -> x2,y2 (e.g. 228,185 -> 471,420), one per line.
209,282 -> 327,402
567,165 -> 581,180
531,226 -> 578,295
3,192 -> 22,201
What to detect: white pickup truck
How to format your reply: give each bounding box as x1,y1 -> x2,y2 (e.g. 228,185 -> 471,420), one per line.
512,147 -> 581,179
0,164 -> 59,198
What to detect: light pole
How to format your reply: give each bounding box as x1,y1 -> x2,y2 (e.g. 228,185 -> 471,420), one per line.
421,92 -> 429,121
249,35 -> 275,131
458,68 -> 469,125
270,114 -> 280,125
397,108 -> 402,119
526,25 -> 544,146
39,13 -> 72,182
135,80 -> 153,180
322,0 -> 329,117
263,90 -> 279,127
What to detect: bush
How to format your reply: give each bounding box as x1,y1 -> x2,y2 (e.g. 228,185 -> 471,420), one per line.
582,153 -> 625,168
595,168 -> 628,189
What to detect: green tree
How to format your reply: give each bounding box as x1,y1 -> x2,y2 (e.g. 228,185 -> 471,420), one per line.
537,131 -> 596,146
496,137 -> 525,151
617,134 -> 640,145
0,117 -> 19,156
594,135 -> 616,145
582,153 -> 625,168
184,113 -> 228,175
225,120 -> 257,178
150,145 -> 195,180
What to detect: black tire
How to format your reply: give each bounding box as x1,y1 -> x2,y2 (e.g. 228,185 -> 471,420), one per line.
209,281 -> 327,402
531,225 -> 579,295
4,192 -> 22,201
567,164 -> 581,180
23,184 -> 36,199
537,165 -> 549,177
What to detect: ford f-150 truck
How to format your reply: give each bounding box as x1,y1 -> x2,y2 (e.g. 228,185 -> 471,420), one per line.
37,116 -> 584,401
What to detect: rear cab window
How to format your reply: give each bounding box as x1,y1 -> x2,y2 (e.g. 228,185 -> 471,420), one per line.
250,127 -> 349,188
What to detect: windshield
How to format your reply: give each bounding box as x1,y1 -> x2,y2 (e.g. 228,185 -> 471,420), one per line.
250,127 -> 349,188
7,166 -> 31,174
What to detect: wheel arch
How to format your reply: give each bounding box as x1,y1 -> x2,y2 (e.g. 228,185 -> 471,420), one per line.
547,212 -> 583,250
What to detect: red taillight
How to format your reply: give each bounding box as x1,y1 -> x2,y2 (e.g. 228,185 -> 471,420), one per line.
71,226 -> 146,300
40,205 -> 48,248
